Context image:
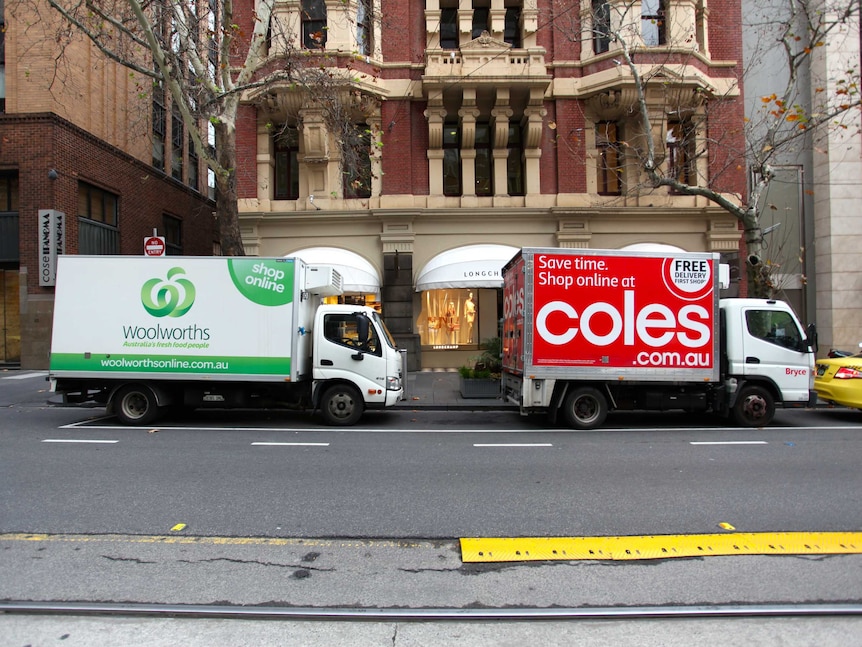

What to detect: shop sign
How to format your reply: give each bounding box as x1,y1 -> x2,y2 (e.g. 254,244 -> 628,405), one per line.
39,209 -> 66,287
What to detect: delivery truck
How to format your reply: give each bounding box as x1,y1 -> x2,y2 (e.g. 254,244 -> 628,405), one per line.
48,256 -> 404,426
501,248 -> 817,429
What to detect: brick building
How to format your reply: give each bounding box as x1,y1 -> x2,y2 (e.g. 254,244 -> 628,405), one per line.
234,0 -> 747,369
0,0 -> 216,368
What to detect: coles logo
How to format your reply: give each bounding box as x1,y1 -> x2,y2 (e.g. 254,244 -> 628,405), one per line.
663,257 -> 713,301
530,254 -> 715,370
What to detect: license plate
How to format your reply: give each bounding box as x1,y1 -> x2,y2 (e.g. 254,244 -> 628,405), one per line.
816,364 -> 827,376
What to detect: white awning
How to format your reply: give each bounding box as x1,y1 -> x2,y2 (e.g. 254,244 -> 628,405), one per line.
287,247 -> 380,293
416,244 -> 520,291
621,243 -> 687,252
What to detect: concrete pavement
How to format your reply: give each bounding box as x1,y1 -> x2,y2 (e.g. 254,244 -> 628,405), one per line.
396,369 -> 509,411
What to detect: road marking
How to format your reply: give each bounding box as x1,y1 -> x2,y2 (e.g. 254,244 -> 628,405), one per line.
56,422 -> 862,433
690,441 -> 768,445
42,439 -> 118,444
2,371 -> 48,380
473,443 -> 553,448
0,533 -> 426,549
251,442 -> 330,447
461,532 -> 862,563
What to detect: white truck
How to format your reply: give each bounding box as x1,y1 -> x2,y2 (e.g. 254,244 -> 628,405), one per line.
502,248 -> 817,429
49,256 -> 404,426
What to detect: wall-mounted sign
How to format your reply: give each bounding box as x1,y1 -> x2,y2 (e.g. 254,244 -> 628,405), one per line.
39,209 -> 65,287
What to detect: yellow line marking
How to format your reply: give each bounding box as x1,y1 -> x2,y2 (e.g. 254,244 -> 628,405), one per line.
460,532 -> 862,562
0,533 -> 422,549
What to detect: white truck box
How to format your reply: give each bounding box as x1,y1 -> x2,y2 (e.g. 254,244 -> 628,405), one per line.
502,248 -> 816,429
49,256 -> 403,425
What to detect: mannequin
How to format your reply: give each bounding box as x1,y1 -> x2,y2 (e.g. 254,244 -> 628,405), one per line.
464,293 -> 476,343
446,300 -> 458,343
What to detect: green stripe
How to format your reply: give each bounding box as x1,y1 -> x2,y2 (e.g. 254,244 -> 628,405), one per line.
50,353 -> 291,376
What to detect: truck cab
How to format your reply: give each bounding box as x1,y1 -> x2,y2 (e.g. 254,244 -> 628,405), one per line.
720,298 -> 817,425
312,305 -> 404,425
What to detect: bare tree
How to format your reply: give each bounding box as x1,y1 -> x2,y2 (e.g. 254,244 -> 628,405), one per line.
554,0 -> 861,296
24,0 -> 381,255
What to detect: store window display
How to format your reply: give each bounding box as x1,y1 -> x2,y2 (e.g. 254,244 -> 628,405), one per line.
418,289 -> 479,348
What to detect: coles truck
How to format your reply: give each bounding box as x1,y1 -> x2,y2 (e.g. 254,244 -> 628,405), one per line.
502,248 -> 817,429
49,256 -> 403,426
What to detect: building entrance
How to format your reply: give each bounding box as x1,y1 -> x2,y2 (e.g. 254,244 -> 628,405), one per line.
0,269 -> 21,364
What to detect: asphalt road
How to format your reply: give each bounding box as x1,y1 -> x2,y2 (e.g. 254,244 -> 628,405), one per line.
2,370 -> 862,645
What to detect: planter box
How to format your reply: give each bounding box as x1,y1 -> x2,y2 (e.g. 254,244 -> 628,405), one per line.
459,376 -> 501,399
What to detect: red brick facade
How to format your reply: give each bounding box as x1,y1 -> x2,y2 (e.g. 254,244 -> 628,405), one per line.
1,113 -> 216,366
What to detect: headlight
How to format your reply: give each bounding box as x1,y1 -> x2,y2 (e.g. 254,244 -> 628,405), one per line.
386,376 -> 402,391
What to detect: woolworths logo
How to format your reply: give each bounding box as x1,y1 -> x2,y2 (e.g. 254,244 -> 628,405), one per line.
141,267 -> 196,318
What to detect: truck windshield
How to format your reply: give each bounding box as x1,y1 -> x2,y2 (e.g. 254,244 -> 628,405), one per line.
373,312 -> 398,349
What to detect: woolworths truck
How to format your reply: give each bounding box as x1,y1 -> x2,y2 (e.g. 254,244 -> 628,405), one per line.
502,248 -> 817,429
49,256 -> 403,426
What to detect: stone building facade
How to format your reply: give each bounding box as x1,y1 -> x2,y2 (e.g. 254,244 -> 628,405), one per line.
234,0 -> 747,370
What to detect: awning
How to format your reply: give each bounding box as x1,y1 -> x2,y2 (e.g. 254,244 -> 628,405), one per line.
416,244 -> 520,291
287,247 -> 380,293
621,243 -> 687,252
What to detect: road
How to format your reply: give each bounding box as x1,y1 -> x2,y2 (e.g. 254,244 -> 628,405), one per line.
2,370 -> 862,645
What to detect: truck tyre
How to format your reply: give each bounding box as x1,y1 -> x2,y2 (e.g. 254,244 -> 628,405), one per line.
320,384 -> 364,426
731,385 -> 775,427
563,387 -> 608,430
113,384 -> 160,426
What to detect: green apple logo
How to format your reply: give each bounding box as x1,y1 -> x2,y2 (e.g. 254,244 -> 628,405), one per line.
141,267 -> 196,317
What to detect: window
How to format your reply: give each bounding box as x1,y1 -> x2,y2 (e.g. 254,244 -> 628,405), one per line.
188,134 -> 199,191
323,312 -> 380,355
344,126 -> 372,199
171,106 -> 184,181
593,0 -> 611,54
78,182 -> 119,254
504,8 -> 521,48
442,124 -> 461,196
418,288 -> 478,347
642,0 -> 666,46
440,8 -> 458,49
475,123 -> 492,196
302,0 -> 327,49
163,215 -> 182,255
207,121 -> 217,200
0,0 -> 5,113
745,310 -> 803,351
0,172 -> 18,211
274,127 -> 300,200
152,86 -> 166,170
472,7 -> 489,39
667,120 -> 695,186
357,0 -> 373,56
507,124 -> 524,196
597,122 -> 622,195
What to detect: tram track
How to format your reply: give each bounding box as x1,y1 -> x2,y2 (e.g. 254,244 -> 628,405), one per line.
3,600 -> 862,621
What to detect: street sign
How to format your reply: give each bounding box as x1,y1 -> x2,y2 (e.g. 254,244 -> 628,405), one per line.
144,236 -> 166,257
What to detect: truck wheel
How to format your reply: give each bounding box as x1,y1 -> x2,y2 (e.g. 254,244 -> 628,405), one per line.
320,384 -> 364,426
563,387 -> 608,430
731,385 -> 775,427
113,384 -> 160,426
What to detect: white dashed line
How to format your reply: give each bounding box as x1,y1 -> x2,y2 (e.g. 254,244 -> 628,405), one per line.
42,439 -> 119,444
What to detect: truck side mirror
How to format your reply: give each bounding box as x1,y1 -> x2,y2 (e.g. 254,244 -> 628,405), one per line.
805,323 -> 818,353
355,314 -> 370,344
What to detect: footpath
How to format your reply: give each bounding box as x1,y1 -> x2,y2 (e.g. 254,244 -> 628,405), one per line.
395,368 -> 510,411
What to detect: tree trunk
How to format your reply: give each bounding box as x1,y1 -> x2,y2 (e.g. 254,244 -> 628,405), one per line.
214,122 -> 245,256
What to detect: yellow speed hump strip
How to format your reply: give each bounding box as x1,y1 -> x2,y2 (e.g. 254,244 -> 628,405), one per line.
460,532 -> 862,563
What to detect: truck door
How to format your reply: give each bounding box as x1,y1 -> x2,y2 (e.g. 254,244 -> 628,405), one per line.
740,306 -> 811,402
317,312 -> 388,397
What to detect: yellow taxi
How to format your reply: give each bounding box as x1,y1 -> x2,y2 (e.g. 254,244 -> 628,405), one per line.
814,348 -> 862,410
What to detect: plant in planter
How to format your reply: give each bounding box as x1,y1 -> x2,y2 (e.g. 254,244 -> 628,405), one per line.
459,337 -> 502,398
